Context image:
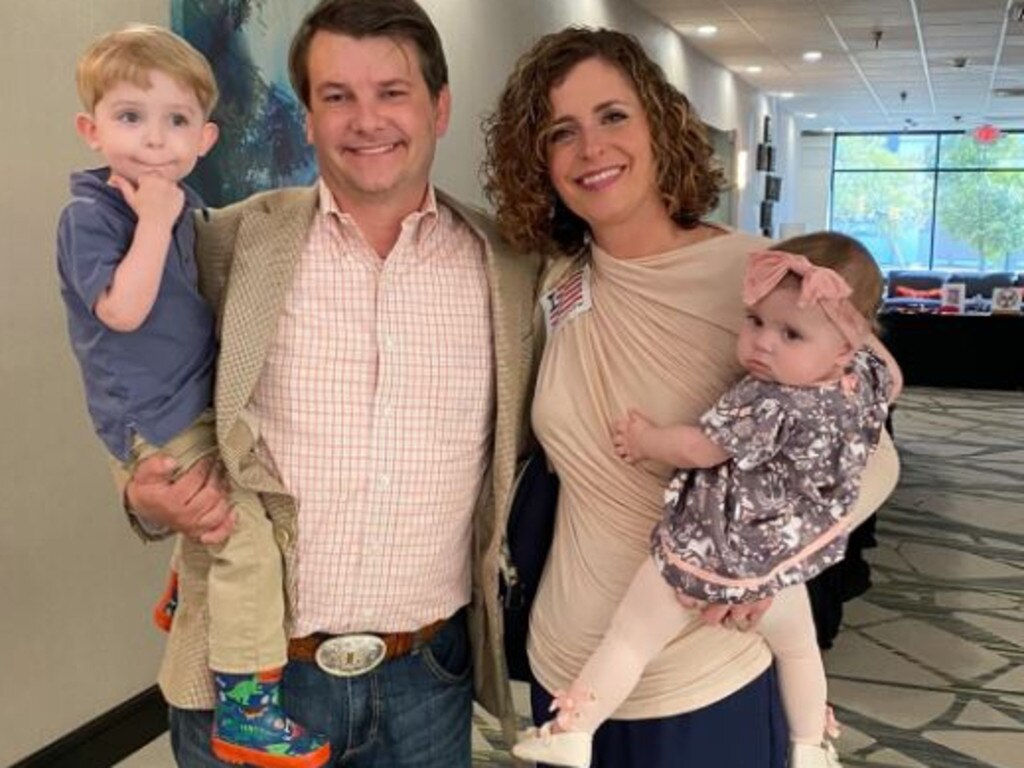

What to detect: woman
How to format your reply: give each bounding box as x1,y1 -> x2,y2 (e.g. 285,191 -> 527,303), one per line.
482,28 -> 899,767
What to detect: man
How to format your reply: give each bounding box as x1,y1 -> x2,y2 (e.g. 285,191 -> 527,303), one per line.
124,1 -> 542,764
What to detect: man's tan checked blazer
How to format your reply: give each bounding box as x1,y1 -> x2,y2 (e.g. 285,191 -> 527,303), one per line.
147,185 -> 542,743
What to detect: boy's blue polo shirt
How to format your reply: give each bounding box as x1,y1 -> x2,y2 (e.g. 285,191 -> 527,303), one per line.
57,167 -> 217,461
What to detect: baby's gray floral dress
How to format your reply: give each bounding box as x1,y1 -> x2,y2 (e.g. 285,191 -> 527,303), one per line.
652,348 -> 891,603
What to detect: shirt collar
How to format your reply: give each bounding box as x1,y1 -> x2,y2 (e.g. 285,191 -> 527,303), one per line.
317,178 -> 440,240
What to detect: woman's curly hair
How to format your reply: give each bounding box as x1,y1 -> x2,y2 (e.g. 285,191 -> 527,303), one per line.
481,27 -> 727,256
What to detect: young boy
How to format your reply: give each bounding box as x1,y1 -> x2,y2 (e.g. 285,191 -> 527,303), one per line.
57,24 -> 329,768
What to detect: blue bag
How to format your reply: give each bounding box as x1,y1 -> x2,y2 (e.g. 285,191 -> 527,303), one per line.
501,448 -> 559,682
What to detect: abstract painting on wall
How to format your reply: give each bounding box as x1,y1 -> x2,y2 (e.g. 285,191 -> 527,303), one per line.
172,0 -> 318,206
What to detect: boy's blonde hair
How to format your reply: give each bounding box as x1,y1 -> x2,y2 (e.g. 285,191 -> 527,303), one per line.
76,24 -> 218,117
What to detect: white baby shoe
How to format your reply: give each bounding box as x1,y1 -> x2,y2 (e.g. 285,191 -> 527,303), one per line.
790,740 -> 843,768
511,723 -> 592,768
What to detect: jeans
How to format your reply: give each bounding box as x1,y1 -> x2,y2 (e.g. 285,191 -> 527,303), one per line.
169,610 -> 473,767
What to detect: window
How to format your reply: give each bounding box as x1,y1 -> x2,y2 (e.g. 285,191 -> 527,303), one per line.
832,170 -> 934,270
829,131 -> 1024,273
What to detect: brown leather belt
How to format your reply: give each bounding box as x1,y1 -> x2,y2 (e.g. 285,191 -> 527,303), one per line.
288,617 -> 448,673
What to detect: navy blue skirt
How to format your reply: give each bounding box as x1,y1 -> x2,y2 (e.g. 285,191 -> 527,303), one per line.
530,666 -> 787,768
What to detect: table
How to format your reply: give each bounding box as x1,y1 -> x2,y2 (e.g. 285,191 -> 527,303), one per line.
878,312 -> 1024,390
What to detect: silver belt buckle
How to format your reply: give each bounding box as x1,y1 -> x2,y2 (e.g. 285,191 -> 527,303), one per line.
315,633 -> 387,677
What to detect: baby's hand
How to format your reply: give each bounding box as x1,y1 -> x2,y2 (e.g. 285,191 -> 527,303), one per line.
109,173 -> 184,229
612,408 -> 654,463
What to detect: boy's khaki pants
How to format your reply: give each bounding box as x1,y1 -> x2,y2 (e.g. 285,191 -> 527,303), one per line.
126,410 -> 287,673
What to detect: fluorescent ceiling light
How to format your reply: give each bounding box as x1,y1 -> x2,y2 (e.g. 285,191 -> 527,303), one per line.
778,91 -> 795,99
802,50 -> 823,62
696,25 -> 718,37
745,66 -> 763,74
804,112 -> 818,119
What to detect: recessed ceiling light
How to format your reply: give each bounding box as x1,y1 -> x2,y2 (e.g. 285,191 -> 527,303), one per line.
778,92 -> 795,99
745,66 -> 763,74
803,50 -> 823,62
804,112 -> 818,119
822,126 -> 835,132
696,25 -> 718,37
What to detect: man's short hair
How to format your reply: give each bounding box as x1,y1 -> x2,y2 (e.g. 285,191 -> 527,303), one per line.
76,24 -> 218,117
288,0 -> 449,108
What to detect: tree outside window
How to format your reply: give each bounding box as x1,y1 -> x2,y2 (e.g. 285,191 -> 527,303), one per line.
934,135 -> 1024,272
831,135 -> 934,270
830,132 -> 1024,273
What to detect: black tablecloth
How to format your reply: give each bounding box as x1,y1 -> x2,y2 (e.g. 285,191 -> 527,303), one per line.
879,312 -> 1024,390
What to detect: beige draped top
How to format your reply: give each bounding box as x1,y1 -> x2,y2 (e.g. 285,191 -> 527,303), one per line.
529,229 -> 901,719
529,225 -> 900,719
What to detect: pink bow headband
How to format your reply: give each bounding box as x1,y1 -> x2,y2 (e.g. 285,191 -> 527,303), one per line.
742,249 -> 869,348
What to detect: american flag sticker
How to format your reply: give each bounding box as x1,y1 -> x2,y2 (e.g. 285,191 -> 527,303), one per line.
542,265 -> 593,334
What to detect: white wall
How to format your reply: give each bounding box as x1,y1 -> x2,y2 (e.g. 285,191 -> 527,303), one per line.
0,2 -> 175,764
792,132 -> 835,234
775,111 -> 802,235
1,1 -> 784,762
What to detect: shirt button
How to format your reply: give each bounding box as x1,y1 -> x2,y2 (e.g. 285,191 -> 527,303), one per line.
275,528 -> 293,548
379,474 -> 391,489
383,335 -> 395,351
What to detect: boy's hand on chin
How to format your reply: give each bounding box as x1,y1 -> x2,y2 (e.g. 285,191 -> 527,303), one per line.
109,173 -> 184,227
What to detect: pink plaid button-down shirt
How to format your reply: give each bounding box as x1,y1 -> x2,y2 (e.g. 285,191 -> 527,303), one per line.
251,180 -> 494,635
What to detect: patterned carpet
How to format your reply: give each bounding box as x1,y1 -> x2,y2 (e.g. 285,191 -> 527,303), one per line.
823,388 -> 1024,768
470,387 -> 1024,767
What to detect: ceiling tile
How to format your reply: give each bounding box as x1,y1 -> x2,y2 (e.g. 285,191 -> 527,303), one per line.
633,0 -> 1020,129
921,10 -> 1006,24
